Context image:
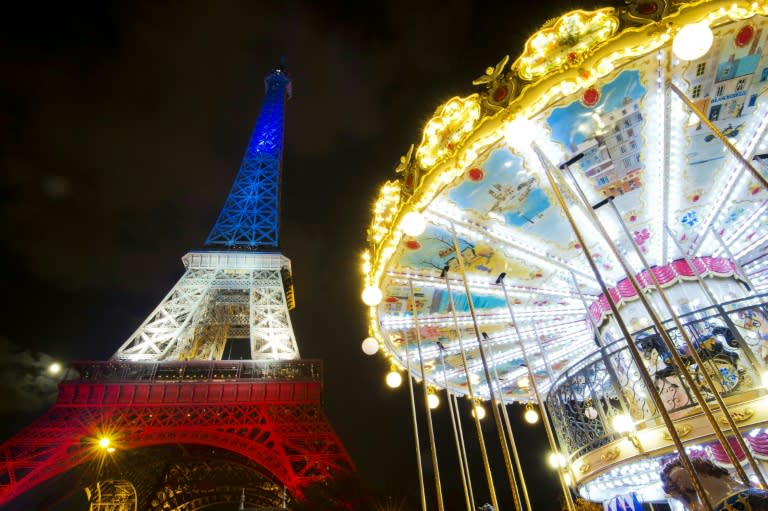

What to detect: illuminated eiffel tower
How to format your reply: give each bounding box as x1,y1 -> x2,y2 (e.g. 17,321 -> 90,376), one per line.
0,64 -> 353,510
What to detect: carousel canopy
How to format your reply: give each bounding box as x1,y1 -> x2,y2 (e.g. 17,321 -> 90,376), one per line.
362,0 -> 768,403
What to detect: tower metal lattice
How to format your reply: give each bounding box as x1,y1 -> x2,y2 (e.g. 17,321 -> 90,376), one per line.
0,66 -> 352,510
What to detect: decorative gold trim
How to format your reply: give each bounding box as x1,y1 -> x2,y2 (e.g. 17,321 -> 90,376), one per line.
513,8 -> 620,81
578,462 -> 591,474
600,446 -> 621,463
663,423 -> 692,440
718,407 -> 754,425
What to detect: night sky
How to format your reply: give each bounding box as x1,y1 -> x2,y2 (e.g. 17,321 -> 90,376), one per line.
0,2 -> 605,509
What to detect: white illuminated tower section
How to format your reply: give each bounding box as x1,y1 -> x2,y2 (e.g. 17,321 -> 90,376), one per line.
115,66 -> 299,362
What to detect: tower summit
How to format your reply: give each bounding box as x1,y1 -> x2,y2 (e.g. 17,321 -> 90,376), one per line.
0,65 -> 352,510
205,65 -> 291,250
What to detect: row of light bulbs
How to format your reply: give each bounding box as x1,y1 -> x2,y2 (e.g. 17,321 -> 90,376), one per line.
380,363 -> 542,424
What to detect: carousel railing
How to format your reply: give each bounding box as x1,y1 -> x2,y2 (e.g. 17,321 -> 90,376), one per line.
546,294 -> 768,461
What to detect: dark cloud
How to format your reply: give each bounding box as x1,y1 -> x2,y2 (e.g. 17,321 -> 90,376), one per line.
0,338 -> 59,413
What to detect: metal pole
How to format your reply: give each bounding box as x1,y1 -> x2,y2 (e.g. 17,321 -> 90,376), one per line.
530,141 -> 714,509
603,197 -> 765,486
438,344 -> 474,511
484,332 -> 533,511
409,279 -> 445,511
405,334 -> 428,511
569,270 -> 634,417
452,393 -> 476,510
449,222 -> 522,511
444,268 -> 499,510
669,82 -> 768,191
709,225 -> 758,294
556,151 -> 751,486
498,275 -> 576,511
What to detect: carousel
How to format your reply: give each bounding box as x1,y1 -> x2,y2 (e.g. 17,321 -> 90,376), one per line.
359,1 -> 768,510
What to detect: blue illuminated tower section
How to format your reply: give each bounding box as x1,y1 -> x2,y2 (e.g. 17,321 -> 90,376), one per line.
206,67 -> 291,249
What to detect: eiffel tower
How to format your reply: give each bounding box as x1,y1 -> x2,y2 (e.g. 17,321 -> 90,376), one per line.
0,64 -> 353,510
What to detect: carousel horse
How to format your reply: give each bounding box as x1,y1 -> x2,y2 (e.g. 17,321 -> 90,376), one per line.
635,326 -> 741,395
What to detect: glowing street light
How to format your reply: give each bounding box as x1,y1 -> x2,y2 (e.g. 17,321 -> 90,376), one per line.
48,362 -> 62,375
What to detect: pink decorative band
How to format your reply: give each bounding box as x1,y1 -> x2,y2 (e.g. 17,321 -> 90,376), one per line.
588,257 -> 738,324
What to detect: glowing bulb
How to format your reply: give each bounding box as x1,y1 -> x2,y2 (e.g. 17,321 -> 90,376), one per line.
401,211 -> 427,237
564,473 -> 572,486
98,437 -> 111,449
548,452 -> 566,469
362,286 -> 383,306
386,370 -> 403,388
471,403 -> 486,420
584,406 -> 598,420
672,22 -> 713,61
524,406 -> 540,424
427,393 -> 440,409
361,337 -> 379,356
504,118 -> 536,148
48,362 -> 62,375
612,413 -> 635,433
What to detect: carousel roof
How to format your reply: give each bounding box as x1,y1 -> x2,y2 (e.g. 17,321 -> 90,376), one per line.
362,0 -> 768,402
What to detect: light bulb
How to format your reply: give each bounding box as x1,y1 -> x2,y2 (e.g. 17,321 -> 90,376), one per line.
362,285 -> 383,306
48,362 -> 62,375
471,403 -> 486,420
386,370 -> 403,388
401,211 -> 427,237
612,413 -> 635,433
504,118 -> 535,148
361,337 -> 379,355
672,22 -> 713,61
524,406 -> 540,424
427,393 -> 440,409
584,406 -> 598,420
548,452 -> 566,469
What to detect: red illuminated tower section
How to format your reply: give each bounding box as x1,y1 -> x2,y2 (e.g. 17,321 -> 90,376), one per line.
0,65 -> 353,510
